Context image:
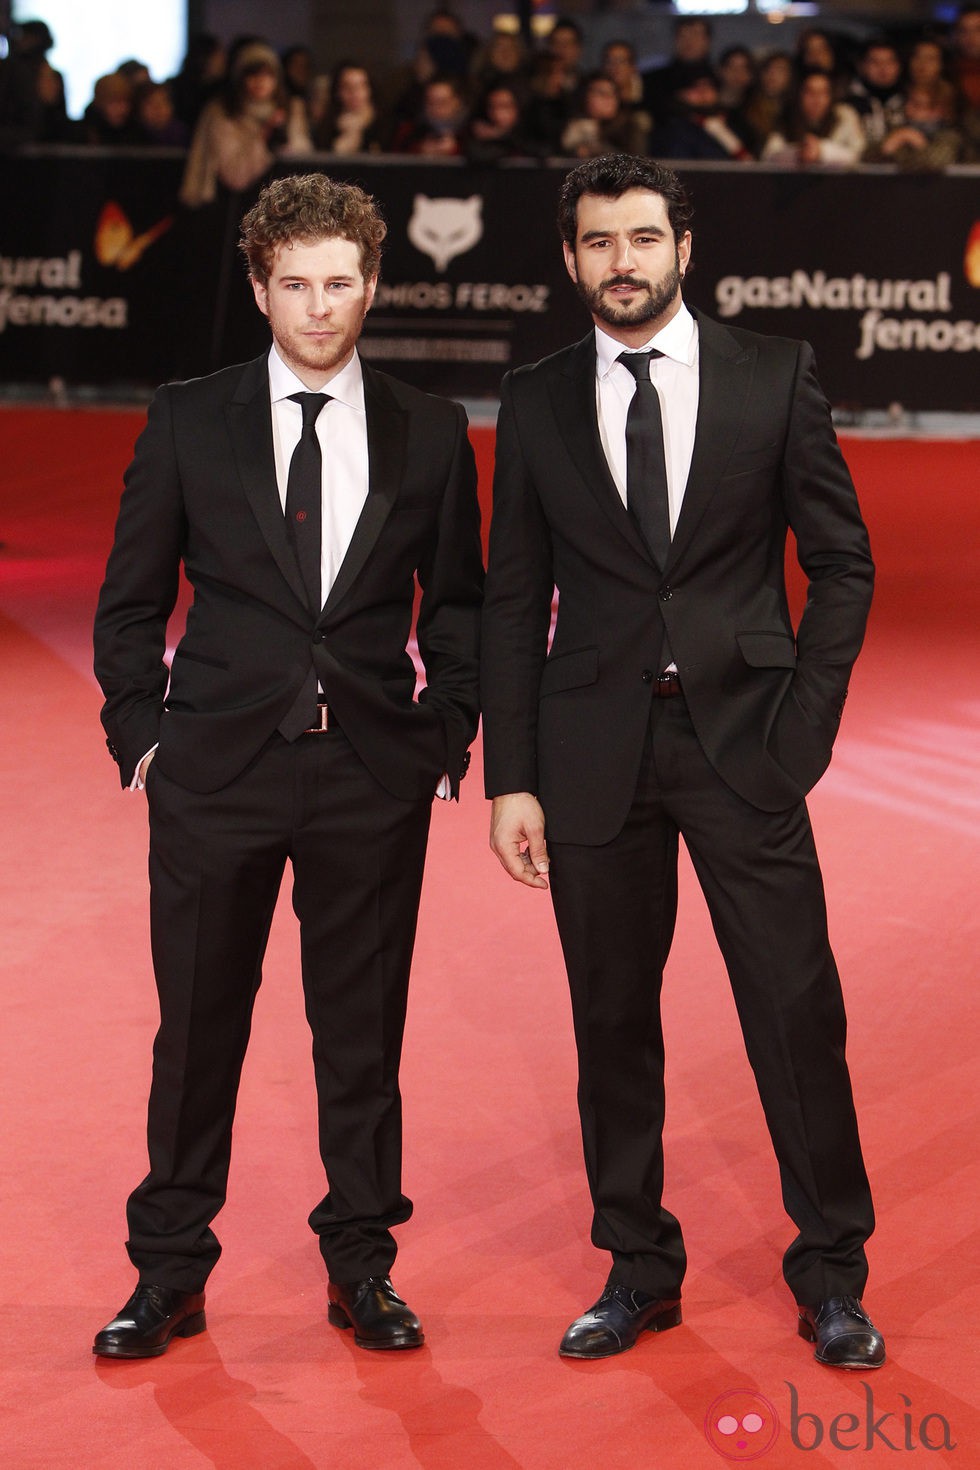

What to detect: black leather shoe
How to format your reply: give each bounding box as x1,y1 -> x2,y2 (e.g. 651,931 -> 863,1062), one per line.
93,1284 -> 207,1359
327,1276 -> 423,1350
559,1285 -> 682,1359
798,1296 -> 885,1370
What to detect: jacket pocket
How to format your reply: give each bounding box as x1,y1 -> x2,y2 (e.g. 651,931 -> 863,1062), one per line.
736,631 -> 797,670
172,646 -> 230,671
539,645 -> 598,697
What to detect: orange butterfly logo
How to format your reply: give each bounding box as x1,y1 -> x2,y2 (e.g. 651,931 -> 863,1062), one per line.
94,201 -> 173,271
965,221 -> 980,288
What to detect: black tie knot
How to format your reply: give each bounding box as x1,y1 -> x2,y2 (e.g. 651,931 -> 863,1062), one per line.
289,391 -> 330,431
617,349 -> 663,383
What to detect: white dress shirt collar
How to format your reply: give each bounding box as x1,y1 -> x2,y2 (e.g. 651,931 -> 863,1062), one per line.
594,301 -> 696,380
267,343 -> 365,413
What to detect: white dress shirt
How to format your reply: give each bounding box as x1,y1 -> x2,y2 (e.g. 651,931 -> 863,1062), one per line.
594,304 -> 699,676
268,343 -> 369,600
594,301 -> 699,537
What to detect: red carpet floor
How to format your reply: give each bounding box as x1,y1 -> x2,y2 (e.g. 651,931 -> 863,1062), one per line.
1,408 -> 978,1468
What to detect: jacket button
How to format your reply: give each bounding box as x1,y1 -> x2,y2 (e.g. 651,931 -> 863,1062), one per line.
659,586 -> 673,602
641,669 -> 654,683
312,631 -> 324,643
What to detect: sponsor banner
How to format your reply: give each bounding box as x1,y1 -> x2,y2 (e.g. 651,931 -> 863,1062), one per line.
692,168 -> 980,410
1,154 -> 978,408
0,151 -> 187,386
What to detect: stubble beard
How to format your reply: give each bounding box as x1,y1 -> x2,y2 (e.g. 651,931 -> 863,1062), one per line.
269,303 -> 367,381
577,251 -> 683,331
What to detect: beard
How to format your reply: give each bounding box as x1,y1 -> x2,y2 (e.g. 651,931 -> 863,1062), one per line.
576,251 -> 683,330
266,300 -> 368,382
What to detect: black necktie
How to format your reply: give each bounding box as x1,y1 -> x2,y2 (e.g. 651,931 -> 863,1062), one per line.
618,350 -> 670,569
285,392 -> 329,613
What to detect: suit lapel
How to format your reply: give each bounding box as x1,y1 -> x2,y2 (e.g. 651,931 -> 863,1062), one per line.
226,355 -> 310,612
667,310 -> 756,571
552,335 -> 649,560
320,362 -> 406,620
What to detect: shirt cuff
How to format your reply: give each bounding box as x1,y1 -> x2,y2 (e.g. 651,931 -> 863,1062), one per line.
129,743 -> 159,791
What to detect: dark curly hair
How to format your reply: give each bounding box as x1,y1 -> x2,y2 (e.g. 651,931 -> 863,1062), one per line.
239,172 -> 387,285
557,155 -> 693,247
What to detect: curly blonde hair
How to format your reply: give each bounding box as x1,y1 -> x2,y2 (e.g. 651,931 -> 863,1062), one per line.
239,172 -> 386,285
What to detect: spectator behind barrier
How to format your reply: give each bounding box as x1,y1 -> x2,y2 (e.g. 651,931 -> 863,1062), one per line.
642,16 -> 713,125
133,81 -> 189,147
168,32 -> 226,131
78,73 -> 141,146
651,63 -> 752,161
546,17 -> 586,100
385,7 -> 475,125
561,71 -> 649,159
390,74 -> 468,156
180,40 -> 312,208
865,81 -> 964,170
794,27 -> 850,96
950,4 -> 980,159
849,39 -> 906,148
762,68 -> 865,166
281,45 -> 327,139
601,40 -> 649,119
717,46 -> 757,111
470,27 -> 530,105
314,62 -> 385,155
734,50 -> 794,157
465,82 -> 542,165
523,53 -> 571,155
0,17 -> 69,145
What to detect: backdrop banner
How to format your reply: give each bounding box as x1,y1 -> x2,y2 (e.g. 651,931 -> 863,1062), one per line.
2,152 -> 978,409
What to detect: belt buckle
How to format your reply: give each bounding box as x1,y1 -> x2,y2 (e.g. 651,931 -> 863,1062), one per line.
307,702 -> 330,733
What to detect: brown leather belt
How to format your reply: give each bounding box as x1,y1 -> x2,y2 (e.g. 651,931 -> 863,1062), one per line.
303,700 -> 332,733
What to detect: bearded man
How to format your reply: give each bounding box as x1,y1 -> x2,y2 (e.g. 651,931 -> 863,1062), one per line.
480,155 -> 884,1370
93,172 -> 483,1357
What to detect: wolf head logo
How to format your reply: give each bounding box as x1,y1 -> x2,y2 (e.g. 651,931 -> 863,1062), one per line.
407,194 -> 483,274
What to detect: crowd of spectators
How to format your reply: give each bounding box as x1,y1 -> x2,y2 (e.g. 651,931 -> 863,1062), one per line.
2,6 -> 980,194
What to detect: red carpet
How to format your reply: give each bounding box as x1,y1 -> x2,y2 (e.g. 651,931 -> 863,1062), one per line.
1,407 -> 978,1467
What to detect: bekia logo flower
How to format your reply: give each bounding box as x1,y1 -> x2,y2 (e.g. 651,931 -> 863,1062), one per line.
704,1390 -> 780,1460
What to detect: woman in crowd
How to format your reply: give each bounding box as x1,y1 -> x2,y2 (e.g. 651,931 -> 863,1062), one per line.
390,74 -> 468,156
179,41 -> 311,208
735,50 -> 794,155
470,28 -> 529,105
600,39 -> 647,114
717,45 -> 757,110
134,81 -> 190,147
315,62 -> 385,154
762,68 -> 865,165
794,27 -> 849,94
560,71 -> 649,158
906,36 -> 948,90
465,82 -> 540,163
79,73 -> 141,145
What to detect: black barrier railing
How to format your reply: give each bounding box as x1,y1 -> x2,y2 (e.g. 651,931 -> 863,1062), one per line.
2,150 -> 978,409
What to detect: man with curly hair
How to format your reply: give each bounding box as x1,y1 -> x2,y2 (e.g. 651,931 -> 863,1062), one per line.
93,172 -> 483,1357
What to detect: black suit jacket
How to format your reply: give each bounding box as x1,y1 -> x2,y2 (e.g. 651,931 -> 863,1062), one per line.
95,354 -> 484,800
481,311 -> 874,844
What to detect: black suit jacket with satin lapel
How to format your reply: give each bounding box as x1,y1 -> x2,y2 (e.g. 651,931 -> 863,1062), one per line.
480,309 -> 874,845
94,354 -> 484,800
